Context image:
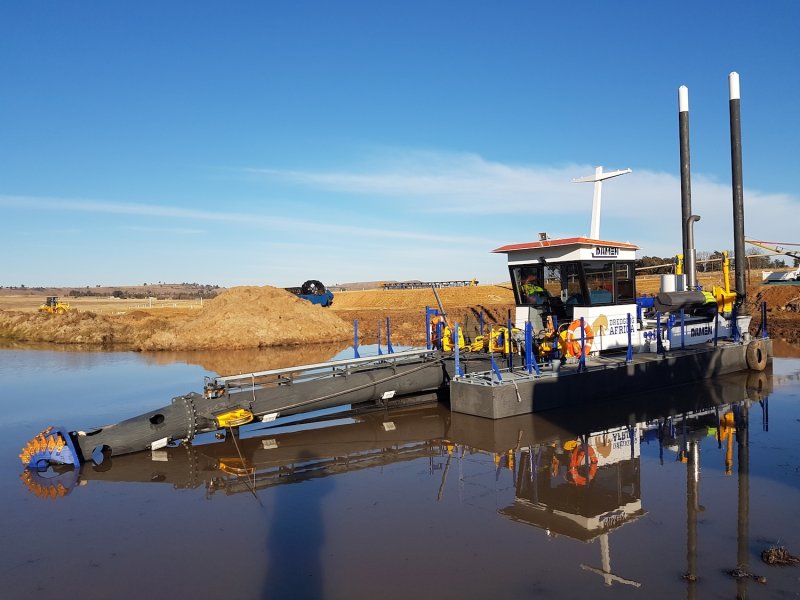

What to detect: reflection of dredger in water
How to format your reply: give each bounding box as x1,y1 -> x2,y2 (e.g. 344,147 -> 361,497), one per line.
21,369 -> 769,503
20,404 -> 453,499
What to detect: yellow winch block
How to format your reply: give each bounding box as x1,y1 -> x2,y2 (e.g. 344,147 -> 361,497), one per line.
441,324 -> 466,352
215,408 -> 254,428
488,326 -> 521,354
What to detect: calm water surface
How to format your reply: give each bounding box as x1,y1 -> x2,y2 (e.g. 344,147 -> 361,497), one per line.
2,347 -> 800,599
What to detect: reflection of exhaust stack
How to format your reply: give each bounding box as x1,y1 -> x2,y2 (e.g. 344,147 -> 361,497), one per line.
679,86 -> 699,291
729,72 -> 747,306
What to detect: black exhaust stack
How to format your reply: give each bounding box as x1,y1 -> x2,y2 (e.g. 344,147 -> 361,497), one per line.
729,72 -> 747,306
679,85 -> 699,290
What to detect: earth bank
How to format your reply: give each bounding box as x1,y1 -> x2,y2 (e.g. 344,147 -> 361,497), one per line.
0,282 -> 797,350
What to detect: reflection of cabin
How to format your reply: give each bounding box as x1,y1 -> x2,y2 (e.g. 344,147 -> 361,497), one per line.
493,236 -> 639,329
500,428 -> 644,542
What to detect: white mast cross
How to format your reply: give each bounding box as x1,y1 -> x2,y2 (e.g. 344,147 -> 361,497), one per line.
573,166 -> 632,240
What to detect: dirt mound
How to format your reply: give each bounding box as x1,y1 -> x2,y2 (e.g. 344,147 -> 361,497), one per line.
0,286 -> 353,351
139,286 -> 352,350
742,284 -> 800,344
0,310 -> 131,345
747,284 -> 800,312
330,285 -> 517,344
332,285 -> 514,311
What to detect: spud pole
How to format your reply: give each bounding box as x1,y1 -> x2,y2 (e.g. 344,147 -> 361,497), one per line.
729,72 -> 747,306
679,85 -> 697,290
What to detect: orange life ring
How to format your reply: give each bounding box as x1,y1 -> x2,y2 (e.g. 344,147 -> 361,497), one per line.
568,444 -> 598,486
565,319 -> 594,357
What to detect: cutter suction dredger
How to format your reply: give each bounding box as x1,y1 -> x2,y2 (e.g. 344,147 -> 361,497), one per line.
20,349 -> 453,469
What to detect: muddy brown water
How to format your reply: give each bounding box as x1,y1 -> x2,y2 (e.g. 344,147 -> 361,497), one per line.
2,346 -> 800,599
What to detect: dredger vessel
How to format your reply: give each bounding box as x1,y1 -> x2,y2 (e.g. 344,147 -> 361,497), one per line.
20,72 -> 772,470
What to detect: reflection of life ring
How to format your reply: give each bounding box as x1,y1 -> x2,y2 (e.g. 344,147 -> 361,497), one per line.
565,320 -> 594,357
568,444 -> 598,486
745,339 -> 768,372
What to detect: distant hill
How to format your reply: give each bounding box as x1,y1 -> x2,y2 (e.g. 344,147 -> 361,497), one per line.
0,283 -> 223,300
328,281 -> 390,291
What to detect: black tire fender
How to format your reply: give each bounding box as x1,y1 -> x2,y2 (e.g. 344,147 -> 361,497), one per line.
745,339 -> 768,372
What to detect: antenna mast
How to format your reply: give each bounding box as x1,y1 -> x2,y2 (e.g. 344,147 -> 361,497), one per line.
573,166 -> 632,239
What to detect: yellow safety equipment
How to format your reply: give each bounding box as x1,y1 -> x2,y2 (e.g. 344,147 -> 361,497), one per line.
215,408 -> 254,428
489,326 -> 520,354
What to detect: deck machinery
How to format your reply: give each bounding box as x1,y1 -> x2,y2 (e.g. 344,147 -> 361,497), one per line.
447,236 -> 769,419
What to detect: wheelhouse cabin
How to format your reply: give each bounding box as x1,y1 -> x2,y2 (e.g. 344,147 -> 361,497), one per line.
493,236 -> 640,352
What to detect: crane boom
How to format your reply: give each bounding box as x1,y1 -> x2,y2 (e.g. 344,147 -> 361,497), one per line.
746,239 -> 800,283
746,239 -> 800,261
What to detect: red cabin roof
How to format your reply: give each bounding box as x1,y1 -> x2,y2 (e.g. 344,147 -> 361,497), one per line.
492,236 -> 639,254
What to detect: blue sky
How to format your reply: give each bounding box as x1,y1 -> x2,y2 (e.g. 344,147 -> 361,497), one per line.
2,1 -> 799,287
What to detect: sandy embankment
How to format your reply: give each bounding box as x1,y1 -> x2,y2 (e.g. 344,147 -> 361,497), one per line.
0,281 -> 796,350
0,287 -> 354,351
329,285 -> 516,341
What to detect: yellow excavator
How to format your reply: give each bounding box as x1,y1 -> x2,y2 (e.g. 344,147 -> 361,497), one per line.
38,296 -> 70,315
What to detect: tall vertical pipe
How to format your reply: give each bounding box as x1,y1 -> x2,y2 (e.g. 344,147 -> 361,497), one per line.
736,404 -> 750,598
685,440 -> 699,596
679,86 -> 698,289
729,72 -> 747,305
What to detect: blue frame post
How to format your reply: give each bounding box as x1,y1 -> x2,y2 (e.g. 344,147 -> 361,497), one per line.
386,317 -> 394,353
656,311 -> 664,356
713,311 -> 719,347
425,306 -> 432,350
377,320 -> 382,355
425,306 -> 442,350
525,321 -> 540,376
761,301 -> 768,339
680,309 -> 686,349
490,353 -> 503,382
353,320 -> 361,358
626,313 -> 633,362
578,316 -> 587,372
525,321 -> 533,374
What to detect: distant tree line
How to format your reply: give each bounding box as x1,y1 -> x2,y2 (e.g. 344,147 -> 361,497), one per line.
636,249 -> 787,275
66,284 -> 220,300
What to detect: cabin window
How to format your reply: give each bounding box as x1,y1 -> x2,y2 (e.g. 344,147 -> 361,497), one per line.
563,262 -> 584,305
510,265 -> 548,305
615,262 -> 636,302
543,266 -> 561,298
582,261 -> 614,305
